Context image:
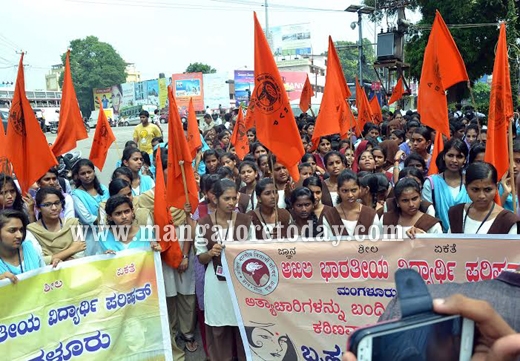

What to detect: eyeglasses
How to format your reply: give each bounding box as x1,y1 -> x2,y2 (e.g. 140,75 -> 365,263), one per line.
39,201 -> 62,208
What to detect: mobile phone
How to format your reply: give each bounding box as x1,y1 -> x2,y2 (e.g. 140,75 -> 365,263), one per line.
348,314 -> 474,361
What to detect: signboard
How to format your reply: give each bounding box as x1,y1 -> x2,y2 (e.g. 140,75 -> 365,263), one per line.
222,236 -> 520,361
270,23 -> 312,56
1,250 -> 172,360
279,71 -> 308,102
171,72 -> 205,111
203,73 -> 230,110
234,70 -> 255,105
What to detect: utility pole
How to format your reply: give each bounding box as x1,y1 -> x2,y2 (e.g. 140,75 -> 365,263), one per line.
358,12 -> 364,84
265,0 -> 272,50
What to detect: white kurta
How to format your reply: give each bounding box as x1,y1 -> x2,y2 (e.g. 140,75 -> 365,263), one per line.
162,225 -> 196,298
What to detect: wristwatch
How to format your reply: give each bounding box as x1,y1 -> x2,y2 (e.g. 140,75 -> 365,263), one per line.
182,254 -> 189,260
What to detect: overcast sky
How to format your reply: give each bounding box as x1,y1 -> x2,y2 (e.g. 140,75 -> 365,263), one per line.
0,0 -> 418,90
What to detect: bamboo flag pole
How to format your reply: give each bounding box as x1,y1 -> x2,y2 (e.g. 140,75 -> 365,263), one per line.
508,120 -> 517,214
268,154 -> 280,233
178,160 -> 190,205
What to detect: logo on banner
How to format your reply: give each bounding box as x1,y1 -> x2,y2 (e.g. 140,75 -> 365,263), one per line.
234,250 -> 279,295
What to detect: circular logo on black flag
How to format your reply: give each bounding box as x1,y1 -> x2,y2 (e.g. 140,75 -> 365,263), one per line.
254,73 -> 283,115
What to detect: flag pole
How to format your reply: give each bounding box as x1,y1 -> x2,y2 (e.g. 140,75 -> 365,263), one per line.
508,119 -> 517,214
178,160 -> 190,205
268,154 -> 280,229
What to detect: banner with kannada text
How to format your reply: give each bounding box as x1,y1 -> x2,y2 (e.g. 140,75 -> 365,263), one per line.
222,235 -> 520,361
0,250 -> 172,361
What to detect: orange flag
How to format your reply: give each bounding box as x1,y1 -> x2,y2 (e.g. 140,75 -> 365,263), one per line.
388,76 -> 404,105
5,54 -> 57,193
187,98 -> 202,160
89,98 -> 115,171
418,11 -> 469,137
299,74 -> 314,113
369,96 -> 383,124
231,108 -> 249,160
312,36 -> 356,148
428,131 -> 444,175
51,50 -> 88,157
356,78 -> 374,132
485,23 -> 513,181
166,86 -> 199,211
154,149 -> 183,269
248,12 -> 304,181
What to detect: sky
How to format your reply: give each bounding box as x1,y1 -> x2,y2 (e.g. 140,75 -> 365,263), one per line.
0,0 -> 419,90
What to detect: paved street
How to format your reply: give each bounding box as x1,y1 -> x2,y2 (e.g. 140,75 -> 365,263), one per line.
45,124 -> 207,361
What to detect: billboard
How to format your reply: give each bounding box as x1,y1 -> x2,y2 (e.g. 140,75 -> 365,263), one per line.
234,70 -> 255,105
270,23 -> 312,56
121,82 -> 135,108
279,71 -> 308,102
203,73 -> 230,110
92,86 -> 125,116
145,79 -> 159,106
171,72 -> 204,111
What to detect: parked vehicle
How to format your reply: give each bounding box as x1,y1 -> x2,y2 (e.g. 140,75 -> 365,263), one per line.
0,108 -> 8,134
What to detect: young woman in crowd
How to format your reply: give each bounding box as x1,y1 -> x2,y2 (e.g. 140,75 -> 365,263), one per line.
0,174 -> 32,221
195,179 -> 251,361
335,171 -> 381,236
464,124 -> 479,148
0,210 -> 49,284
301,153 -> 325,177
100,195 -> 160,253
220,152 -> 239,180
468,142 -> 486,164
121,146 -> 155,196
448,162 -> 520,234
203,150 -> 221,175
422,138 -> 470,232
26,187 -> 84,265
246,128 -> 257,144
358,172 -> 390,212
381,178 -> 442,238
323,151 -> 347,207
410,127 -> 433,171
256,154 -> 270,178
313,136 -> 332,171
248,178 -> 292,239
289,187 -> 332,238
357,149 -> 377,173
499,140 -> 520,213
237,161 -> 259,213
249,142 -> 268,160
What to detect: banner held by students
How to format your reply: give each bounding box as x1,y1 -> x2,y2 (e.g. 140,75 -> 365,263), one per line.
1,250 -> 173,360
222,236 -> 520,360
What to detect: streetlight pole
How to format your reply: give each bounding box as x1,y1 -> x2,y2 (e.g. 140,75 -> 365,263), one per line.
357,11 -> 363,85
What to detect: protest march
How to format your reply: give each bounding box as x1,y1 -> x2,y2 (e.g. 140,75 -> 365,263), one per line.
1,6 -> 520,361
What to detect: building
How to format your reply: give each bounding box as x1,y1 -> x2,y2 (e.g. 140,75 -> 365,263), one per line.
276,55 -> 326,94
45,64 -> 64,91
125,63 -> 141,83
0,87 -> 61,108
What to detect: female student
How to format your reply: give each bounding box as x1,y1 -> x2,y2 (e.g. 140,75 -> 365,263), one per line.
100,196 -> 161,253
313,136 -> 332,171
301,153 -> 325,177
381,178 -> 442,238
121,146 -> 155,196
220,152 -> 239,180
323,151 -> 347,207
0,174 -> 31,219
448,162 -> 520,234
358,172 -> 389,212
195,179 -> 252,361
0,210 -> 48,284
289,187 -> 328,238
99,179 -> 152,226
26,188 -> 84,265
410,127 -> 433,171
237,161 -> 259,213
203,149 -> 221,175
247,178 -> 291,239
357,150 -> 377,173
335,171 -> 381,236
249,142 -> 268,160
422,138 -> 470,232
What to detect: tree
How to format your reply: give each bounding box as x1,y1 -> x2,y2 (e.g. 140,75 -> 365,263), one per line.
363,0 -> 520,106
185,62 -> 216,74
59,36 -> 127,117
321,39 -> 377,84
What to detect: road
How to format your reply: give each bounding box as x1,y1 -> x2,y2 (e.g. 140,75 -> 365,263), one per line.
46,125 -> 207,361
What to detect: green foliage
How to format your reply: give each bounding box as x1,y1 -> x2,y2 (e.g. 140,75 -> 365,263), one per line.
472,82 -> 491,116
185,62 -> 216,74
59,36 -> 127,117
322,39 -> 377,83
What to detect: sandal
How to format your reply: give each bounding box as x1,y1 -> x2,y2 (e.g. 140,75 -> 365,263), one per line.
179,334 -> 198,353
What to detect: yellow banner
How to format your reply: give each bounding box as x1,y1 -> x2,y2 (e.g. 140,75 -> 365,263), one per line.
0,250 -> 172,361
222,235 -> 520,361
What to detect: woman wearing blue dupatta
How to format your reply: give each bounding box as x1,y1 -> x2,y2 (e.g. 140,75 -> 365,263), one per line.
121,147 -> 155,196
422,138 -> 471,232
71,159 -> 109,255
99,196 -> 160,254
0,210 -> 54,284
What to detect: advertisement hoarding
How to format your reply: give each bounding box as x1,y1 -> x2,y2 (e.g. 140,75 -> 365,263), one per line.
171,72 -> 204,111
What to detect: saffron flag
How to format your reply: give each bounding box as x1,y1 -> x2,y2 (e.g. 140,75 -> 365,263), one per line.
369,96 -> 383,124
312,36 -> 356,148
166,86 -> 199,211
485,23 -> 513,181
388,77 -> 404,105
248,12 -> 304,181
299,74 -> 314,113
51,50 -> 88,157
231,108 -> 249,160
5,54 -> 57,193
428,131 -> 444,176
89,98 -> 115,171
417,11 -> 469,137
187,98 -> 202,160
356,78 -> 374,132
154,149 -> 183,269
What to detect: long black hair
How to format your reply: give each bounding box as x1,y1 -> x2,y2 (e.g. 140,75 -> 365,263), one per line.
0,174 -> 24,212
72,159 -> 105,196
289,187 -> 319,237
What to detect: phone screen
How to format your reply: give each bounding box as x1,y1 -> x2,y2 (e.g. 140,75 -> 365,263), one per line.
371,316 -> 463,361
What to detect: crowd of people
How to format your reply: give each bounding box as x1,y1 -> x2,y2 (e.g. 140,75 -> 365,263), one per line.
1,105 -> 520,360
